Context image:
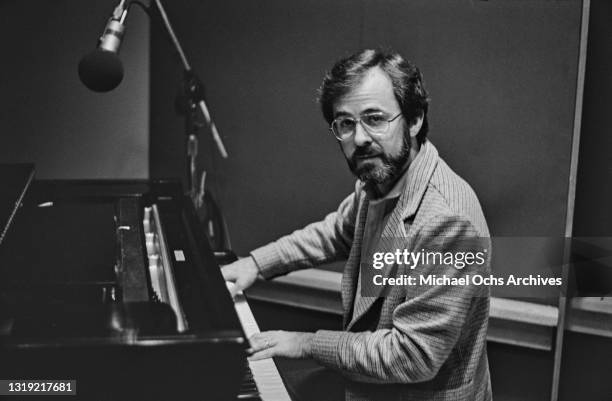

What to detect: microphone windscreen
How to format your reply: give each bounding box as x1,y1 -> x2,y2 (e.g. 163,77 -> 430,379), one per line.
78,50 -> 124,92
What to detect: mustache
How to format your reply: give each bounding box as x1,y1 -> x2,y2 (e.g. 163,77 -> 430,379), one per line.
350,146 -> 386,163
352,146 -> 382,159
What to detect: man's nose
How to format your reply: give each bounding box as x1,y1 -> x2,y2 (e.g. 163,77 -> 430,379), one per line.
353,122 -> 372,147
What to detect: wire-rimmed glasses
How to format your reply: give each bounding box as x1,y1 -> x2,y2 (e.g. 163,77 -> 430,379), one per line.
330,112 -> 402,141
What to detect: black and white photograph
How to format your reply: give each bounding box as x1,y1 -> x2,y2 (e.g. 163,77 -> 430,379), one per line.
0,0 -> 611,400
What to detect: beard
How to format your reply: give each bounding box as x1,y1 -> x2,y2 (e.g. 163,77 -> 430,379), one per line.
347,136 -> 411,186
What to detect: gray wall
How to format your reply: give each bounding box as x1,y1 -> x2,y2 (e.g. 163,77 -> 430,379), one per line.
150,1 -> 582,275
0,0 -> 149,179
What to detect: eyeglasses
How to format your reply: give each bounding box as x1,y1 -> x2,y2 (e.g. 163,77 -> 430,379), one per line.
330,112 -> 403,141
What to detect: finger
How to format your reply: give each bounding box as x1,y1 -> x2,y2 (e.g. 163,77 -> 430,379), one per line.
248,347 -> 276,361
222,267 -> 250,294
248,333 -> 271,353
250,332 -> 279,352
234,276 -> 252,292
221,265 -> 239,281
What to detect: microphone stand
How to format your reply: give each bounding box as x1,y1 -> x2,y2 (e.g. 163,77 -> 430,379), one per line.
150,0 -> 228,206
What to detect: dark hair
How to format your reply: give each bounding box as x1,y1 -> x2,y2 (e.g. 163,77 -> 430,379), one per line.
318,49 -> 430,144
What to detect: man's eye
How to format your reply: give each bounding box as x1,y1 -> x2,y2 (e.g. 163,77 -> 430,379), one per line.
363,114 -> 386,127
339,119 -> 356,129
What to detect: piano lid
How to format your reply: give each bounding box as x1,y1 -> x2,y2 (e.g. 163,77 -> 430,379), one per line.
0,164 -> 34,247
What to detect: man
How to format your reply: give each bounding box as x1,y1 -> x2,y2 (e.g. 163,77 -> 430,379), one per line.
223,49 -> 492,401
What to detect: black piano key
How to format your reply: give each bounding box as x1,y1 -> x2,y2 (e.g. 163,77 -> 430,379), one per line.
237,365 -> 261,401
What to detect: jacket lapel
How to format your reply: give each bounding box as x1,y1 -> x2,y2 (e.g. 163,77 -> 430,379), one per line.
341,194 -> 369,328
345,141 -> 439,331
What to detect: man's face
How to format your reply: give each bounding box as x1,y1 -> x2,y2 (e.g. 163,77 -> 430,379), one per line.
333,67 -> 410,187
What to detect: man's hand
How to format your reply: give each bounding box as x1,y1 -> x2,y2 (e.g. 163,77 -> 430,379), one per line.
221,256 -> 260,296
248,331 -> 314,361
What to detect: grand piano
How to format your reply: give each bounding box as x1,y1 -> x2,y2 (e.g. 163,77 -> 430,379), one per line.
0,164 -> 290,401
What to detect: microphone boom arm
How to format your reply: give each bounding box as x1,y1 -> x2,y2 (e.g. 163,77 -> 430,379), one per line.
152,0 -> 228,159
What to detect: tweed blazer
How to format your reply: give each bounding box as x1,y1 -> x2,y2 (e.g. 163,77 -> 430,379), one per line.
251,140 -> 492,401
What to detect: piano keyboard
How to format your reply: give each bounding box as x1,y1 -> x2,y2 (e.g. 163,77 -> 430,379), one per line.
232,288 -> 292,401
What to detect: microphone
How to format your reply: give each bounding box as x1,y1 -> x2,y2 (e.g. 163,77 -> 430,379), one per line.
78,1 -> 128,92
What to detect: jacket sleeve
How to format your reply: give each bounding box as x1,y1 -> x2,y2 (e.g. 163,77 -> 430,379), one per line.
309,215 -> 491,384
250,182 -> 362,279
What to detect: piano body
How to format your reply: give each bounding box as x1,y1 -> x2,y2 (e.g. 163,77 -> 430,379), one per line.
0,164 -> 290,401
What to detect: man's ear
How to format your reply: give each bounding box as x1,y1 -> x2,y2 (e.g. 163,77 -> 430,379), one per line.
408,114 -> 424,138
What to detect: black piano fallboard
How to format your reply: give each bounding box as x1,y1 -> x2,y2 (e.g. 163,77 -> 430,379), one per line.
0,178 -> 247,400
